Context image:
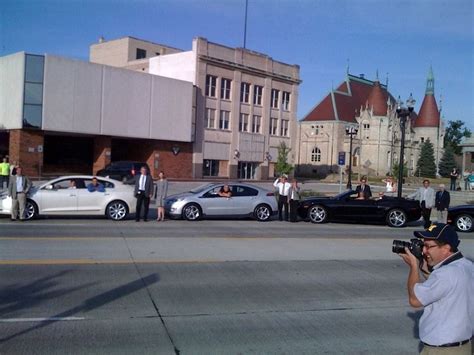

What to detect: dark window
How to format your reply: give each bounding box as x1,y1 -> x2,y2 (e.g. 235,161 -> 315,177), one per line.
203,159 -> 219,177
25,55 -> 44,83
24,83 -> 43,105
136,48 -> 147,59
23,54 -> 44,129
23,105 -> 42,128
231,185 -> 258,197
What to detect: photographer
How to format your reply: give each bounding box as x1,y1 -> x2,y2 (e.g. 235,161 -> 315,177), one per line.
398,223 -> 473,354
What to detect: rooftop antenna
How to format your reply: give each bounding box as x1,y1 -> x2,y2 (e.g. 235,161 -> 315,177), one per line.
243,0 -> 249,49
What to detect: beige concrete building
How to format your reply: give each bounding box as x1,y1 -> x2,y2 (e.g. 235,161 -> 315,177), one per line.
90,36 -> 182,72
90,36 -> 301,179
298,69 -> 444,179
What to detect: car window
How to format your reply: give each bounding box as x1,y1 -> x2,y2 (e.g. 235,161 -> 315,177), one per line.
51,179 -> 74,189
203,186 -> 225,198
82,179 -> 114,189
232,186 -> 258,197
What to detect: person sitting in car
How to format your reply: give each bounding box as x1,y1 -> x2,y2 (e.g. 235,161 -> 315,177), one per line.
87,177 -> 105,193
218,184 -> 232,198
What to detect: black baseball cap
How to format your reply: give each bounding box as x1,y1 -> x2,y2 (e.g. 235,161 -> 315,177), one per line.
413,223 -> 460,250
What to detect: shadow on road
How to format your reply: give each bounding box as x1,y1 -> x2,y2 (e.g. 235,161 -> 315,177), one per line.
0,273 -> 159,343
0,270 -> 95,317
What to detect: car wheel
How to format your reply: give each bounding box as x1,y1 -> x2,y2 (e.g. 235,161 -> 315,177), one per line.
24,200 -> 38,220
386,208 -> 407,228
254,204 -> 271,221
309,205 -> 328,223
454,214 -> 473,232
106,200 -> 128,221
182,203 -> 202,221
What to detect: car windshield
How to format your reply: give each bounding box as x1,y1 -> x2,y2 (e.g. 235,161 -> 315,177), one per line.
190,183 -> 215,194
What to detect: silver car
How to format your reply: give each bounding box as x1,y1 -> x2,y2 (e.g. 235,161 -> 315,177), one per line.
0,175 -> 136,221
165,182 -> 277,221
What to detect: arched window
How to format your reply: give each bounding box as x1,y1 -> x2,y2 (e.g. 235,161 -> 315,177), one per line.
311,147 -> 321,162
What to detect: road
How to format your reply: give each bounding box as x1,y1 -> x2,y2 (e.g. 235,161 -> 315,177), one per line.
0,219 -> 473,354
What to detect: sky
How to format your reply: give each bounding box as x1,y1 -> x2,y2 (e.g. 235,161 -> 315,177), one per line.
1,0 -> 473,130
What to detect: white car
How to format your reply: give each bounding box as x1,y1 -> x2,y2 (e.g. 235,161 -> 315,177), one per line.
165,182 -> 278,221
0,175 -> 136,221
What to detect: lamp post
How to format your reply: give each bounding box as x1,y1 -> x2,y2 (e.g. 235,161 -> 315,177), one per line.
345,126 -> 358,189
396,94 -> 416,198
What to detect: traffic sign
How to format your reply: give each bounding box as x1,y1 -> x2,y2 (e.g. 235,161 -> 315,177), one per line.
338,152 -> 345,166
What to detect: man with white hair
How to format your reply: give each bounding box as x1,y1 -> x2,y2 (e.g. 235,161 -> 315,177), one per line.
435,184 -> 450,224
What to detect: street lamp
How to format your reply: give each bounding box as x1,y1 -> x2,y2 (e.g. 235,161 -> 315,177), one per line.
396,93 -> 416,198
345,125 -> 358,189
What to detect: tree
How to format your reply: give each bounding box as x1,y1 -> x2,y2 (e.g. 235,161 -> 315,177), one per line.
275,141 -> 293,176
415,139 -> 437,178
444,120 -> 472,155
438,146 -> 457,177
392,161 -> 408,178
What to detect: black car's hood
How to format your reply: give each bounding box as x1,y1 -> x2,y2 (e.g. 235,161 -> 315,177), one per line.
449,204 -> 474,211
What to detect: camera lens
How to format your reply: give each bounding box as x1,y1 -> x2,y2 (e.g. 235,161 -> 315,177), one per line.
392,240 -> 410,254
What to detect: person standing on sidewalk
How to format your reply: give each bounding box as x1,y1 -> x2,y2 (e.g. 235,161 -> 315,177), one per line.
273,174 -> 291,221
409,179 -> 435,229
449,168 -> 459,191
288,178 -> 301,222
7,166 -> 32,221
0,157 -> 10,190
155,171 -> 168,222
435,184 -> 450,224
134,166 -> 153,222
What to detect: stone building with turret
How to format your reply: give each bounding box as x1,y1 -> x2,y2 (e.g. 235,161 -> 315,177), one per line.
297,67 -> 444,178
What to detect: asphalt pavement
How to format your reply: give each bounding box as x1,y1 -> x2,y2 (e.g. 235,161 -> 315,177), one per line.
0,215 -> 473,354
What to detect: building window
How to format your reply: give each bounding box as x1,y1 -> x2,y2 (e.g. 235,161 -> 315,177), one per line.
420,137 -> 425,143
220,78 -> 232,100
239,113 -> 249,132
271,89 -> 279,109
136,48 -> 147,59
270,117 -> 278,135
280,119 -> 289,137
23,54 -> 44,129
206,108 -> 216,129
240,82 -> 250,103
206,75 -> 217,97
363,123 -> 370,129
219,110 -> 230,130
203,159 -> 220,177
311,147 -> 321,162
282,91 -> 291,111
253,85 -> 263,105
252,115 -> 261,134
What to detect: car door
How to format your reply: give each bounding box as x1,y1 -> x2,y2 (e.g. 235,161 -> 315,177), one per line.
231,185 -> 259,215
341,192 -> 378,220
76,178 -> 111,213
199,185 -> 235,216
38,178 -> 78,214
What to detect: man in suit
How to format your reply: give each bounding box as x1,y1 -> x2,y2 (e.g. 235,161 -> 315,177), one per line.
354,177 -> 372,200
409,179 -> 436,229
7,166 -> 32,221
435,184 -> 450,224
134,166 -> 153,222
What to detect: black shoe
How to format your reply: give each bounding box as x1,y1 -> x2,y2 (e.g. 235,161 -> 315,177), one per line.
135,219 -> 140,222
143,219 -> 148,222
10,218 -> 16,221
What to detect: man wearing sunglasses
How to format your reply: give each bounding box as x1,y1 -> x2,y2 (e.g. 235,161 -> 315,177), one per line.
398,223 -> 473,354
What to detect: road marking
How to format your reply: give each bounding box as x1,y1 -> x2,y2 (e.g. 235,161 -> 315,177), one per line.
0,317 -> 85,322
0,258 -> 221,265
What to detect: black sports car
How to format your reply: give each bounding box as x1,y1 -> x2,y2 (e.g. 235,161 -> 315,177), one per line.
448,205 -> 473,232
297,190 -> 422,228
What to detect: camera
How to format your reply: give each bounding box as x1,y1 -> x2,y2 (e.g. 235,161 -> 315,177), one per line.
392,238 -> 424,262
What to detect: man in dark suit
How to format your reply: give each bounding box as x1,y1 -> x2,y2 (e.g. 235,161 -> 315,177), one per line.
354,177 -> 372,200
134,166 -> 153,222
435,184 -> 450,224
8,166 -> 32,221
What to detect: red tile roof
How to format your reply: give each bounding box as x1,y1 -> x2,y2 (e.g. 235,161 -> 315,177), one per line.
414,94 -> 440,127
303,75 -> 394,122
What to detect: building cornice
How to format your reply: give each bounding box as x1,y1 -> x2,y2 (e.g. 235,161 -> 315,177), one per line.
198,54 -> 301,85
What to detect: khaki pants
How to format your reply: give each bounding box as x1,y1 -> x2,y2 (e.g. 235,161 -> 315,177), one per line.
437,209 -> 448,224
11,192 -> 26,220
421,340 -> 471,355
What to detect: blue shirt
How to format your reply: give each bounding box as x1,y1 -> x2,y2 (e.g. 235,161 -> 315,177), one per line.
414,254 -> 473,345
16,176 -> 23,193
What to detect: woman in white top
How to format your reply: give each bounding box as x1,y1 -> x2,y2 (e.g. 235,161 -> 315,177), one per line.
382,176 -> 396,195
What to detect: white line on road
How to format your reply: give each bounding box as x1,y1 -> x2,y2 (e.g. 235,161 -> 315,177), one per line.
0,317 -> 85,322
